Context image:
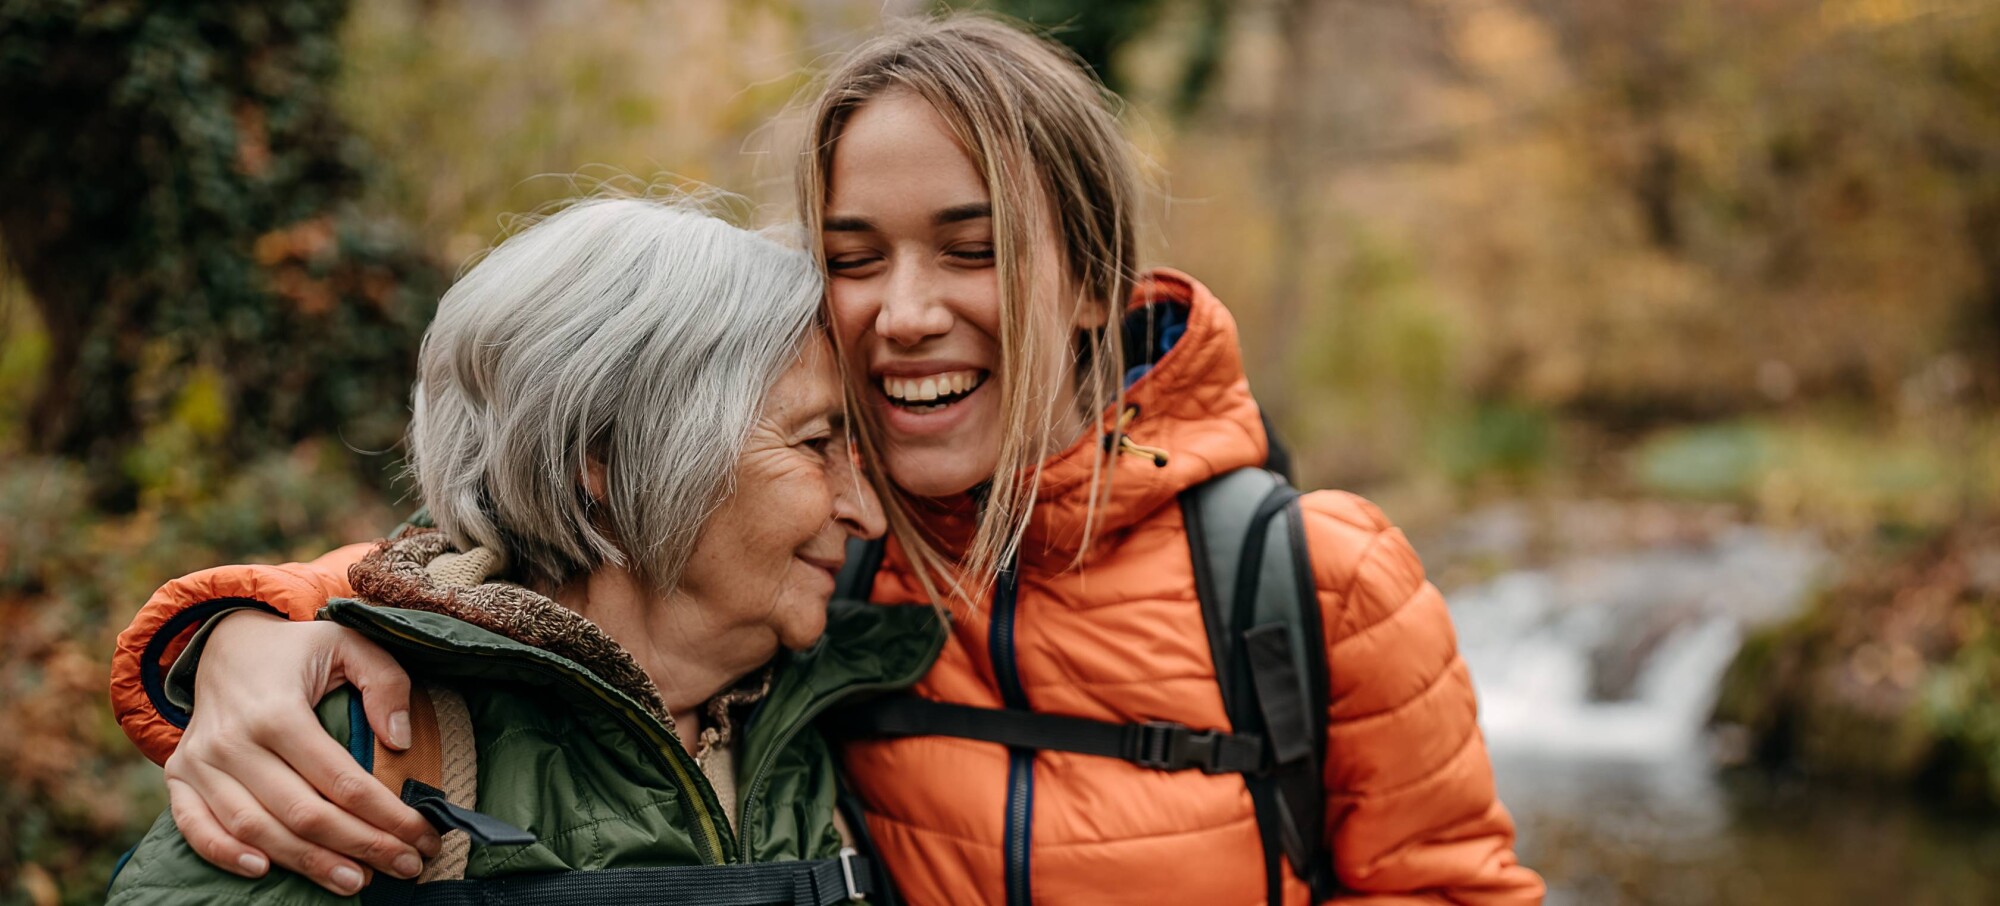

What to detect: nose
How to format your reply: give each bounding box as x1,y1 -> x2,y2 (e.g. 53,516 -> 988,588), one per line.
875,260 -> 953,347
830,441 -> 887,541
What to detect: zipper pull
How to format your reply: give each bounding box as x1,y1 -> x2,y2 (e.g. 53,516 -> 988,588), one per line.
401,780 -> 537,847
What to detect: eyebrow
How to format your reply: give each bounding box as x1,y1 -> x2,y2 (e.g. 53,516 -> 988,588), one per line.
820,203 -> 991,234
933,203 -> 991,226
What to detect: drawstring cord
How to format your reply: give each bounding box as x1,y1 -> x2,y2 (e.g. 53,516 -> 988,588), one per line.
1104,405 -> 1170,468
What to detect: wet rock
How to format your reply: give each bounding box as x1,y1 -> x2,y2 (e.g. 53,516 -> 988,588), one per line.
1711,521 -> 2000,807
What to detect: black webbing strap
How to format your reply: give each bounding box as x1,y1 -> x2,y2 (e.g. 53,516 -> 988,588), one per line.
1284,500 -> 1341,899
1184,469 -> 1340,901
831,696 -> 1265,775
361,851 -> 875,906
834,536 -> 886,602
1227,483 -> 1302,906
1259,409 -> 1294,483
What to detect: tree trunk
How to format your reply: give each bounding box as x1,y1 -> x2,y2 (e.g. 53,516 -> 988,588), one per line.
1259,0 -> 1316,428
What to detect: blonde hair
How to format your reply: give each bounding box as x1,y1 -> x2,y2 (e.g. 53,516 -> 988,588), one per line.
797,14 -> 1143,604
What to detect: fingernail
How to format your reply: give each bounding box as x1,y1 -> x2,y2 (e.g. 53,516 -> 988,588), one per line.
418,833 -> 443,857
331,866 -> 364,893
237,853 -> 268,876
393,853 -> 423,878
389,711 -> 411,750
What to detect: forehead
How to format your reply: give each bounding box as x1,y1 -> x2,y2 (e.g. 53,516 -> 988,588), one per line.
765,335 -> 841,425
828,92 -> 985,209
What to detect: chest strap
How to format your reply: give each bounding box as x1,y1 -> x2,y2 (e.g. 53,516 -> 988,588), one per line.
362,849 -> 875,906
831,695 -> 1265,774
356,685 -> 878,905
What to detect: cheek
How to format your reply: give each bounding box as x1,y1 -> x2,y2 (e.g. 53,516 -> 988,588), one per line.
772,471 -> 836,542
942,267 -> 1004,340
827,283 -> 870,348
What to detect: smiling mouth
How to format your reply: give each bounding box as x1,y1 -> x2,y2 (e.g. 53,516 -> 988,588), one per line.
799,556 -> 842,582
878,370 -> 989,415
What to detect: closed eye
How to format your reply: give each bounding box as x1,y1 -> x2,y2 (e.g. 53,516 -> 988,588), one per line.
948,245 -> 995,264
824,251 -> 880,276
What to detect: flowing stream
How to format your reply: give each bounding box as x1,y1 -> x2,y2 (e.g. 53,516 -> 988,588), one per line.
1434,512 -> 2000,905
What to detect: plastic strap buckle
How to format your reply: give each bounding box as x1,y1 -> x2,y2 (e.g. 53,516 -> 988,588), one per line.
1132,721 -> 1223,772
838,846 -> 866,902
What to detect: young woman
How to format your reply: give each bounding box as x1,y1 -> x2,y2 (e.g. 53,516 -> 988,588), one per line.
108,15 -> 1543,904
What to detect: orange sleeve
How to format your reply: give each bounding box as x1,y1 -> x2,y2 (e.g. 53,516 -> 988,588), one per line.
110,542 -> 377,766
1301,491 -> 1545,905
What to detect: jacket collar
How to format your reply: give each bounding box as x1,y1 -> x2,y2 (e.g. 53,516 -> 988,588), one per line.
332,531 -> 946,741
346,530 -> 687,724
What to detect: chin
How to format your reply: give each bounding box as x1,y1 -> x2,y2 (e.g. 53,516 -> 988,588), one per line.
778,606 -> 830,652
886,447 -> 998,499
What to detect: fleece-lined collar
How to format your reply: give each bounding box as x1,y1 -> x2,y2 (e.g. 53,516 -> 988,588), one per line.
348,529 -> 769,755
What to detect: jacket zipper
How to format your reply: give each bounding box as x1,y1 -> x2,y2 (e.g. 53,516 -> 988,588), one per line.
337,615 -> 730,866
735,621 -> 950,860
990,564 -> 1034,906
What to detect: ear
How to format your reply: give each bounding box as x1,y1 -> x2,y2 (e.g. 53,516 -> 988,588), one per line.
583,456 -> 609,502
1071,293 -> 1111,330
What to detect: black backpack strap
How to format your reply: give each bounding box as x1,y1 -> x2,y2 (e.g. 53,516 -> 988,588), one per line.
836,772 -> 904,906
820,466 -> 1333,899
834,535 -> 886,602
1282,494 -> 1338,898
832,696 -> 1264,774
361,851 -> 876,906
1181,468 -> 1335,902
1259,409 -> 1294,484
364,777 -> 878,904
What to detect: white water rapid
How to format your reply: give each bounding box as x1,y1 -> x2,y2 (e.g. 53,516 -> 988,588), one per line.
1447,525 -> 1829,762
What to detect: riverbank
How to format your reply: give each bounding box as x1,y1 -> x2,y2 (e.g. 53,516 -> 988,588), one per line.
1713,519 -> 2000,807
1414,498 -> 2000,903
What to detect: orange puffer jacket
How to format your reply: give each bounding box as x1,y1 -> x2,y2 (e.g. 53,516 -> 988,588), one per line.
108,269 -> 1542,904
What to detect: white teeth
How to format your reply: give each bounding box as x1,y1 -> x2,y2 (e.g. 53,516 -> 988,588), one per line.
881,369 -> 983,403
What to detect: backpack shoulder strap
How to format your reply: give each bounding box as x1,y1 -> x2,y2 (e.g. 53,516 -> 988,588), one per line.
834,535 -> 886,602
1181,468 -> 1336,901
367,684 -> 481,881
1179,468 -> 1287,686
822,468 -> 1336,898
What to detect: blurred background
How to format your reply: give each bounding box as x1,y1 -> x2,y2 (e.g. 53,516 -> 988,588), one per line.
2,0 -> 1998,902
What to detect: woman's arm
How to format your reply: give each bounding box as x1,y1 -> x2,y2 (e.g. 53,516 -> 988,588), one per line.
1303,491 -> 1546,905
111,543 -> 375,760
108,546 -> 440,895
109,686 -> 406,904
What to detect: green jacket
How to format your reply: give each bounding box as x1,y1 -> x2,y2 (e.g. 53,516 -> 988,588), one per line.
107,594 -> 946,904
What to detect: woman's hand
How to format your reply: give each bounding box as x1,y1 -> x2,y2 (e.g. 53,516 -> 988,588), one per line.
162,610 -> 442,895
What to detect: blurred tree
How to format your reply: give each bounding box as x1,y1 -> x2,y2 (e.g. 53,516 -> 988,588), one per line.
1493,0 -> 2000,415
0,0 -> 441,508
973,0 -> 1232,116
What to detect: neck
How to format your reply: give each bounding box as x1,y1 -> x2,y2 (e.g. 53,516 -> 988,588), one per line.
552,565 -> 751,751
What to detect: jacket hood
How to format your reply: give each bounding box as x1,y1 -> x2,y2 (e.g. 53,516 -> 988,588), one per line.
908,269 -> 1270,573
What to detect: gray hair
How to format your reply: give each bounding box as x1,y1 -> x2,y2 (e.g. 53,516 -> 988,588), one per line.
408,197 -> 821,592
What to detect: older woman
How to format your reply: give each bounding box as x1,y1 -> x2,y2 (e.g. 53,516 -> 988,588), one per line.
106,198 -> 941,904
